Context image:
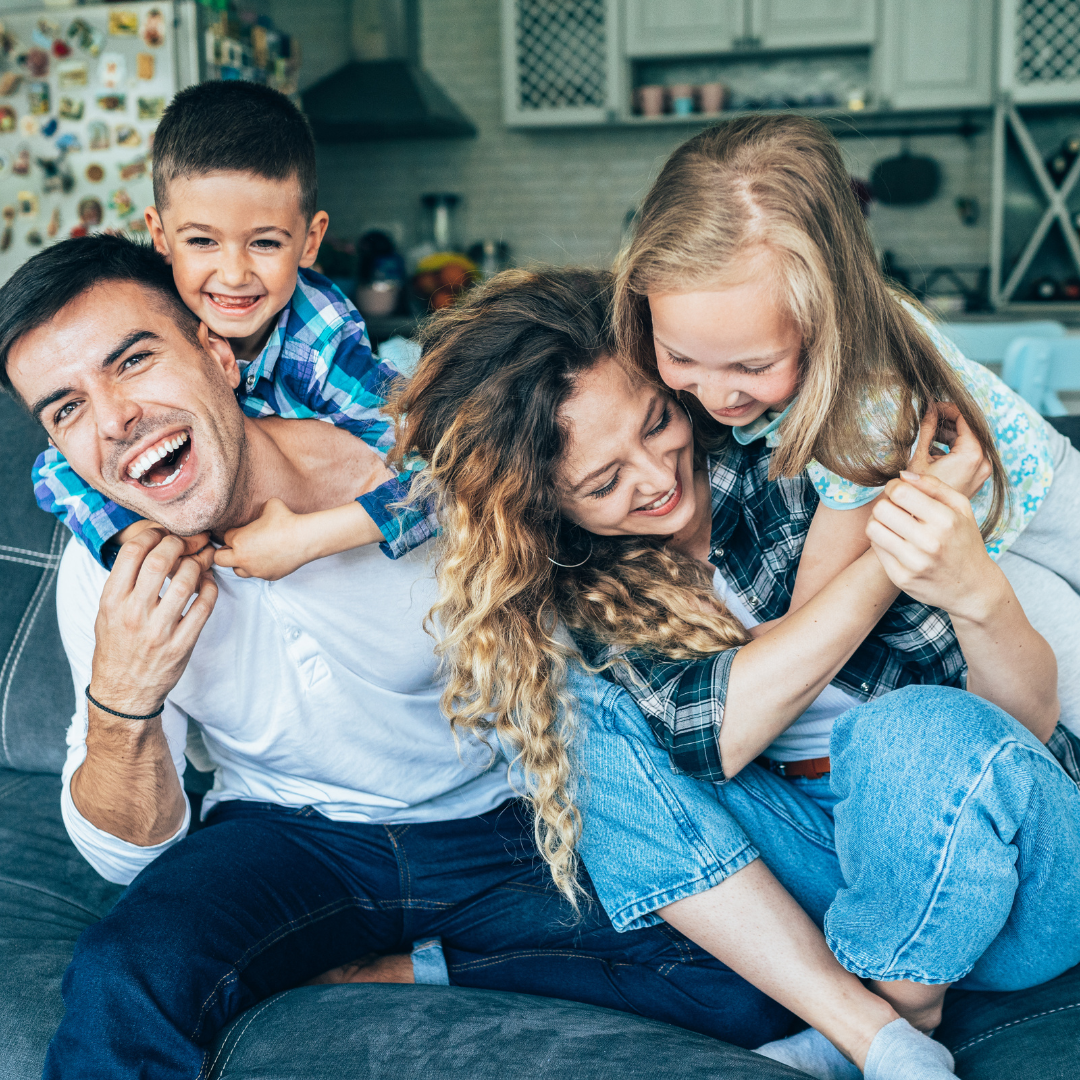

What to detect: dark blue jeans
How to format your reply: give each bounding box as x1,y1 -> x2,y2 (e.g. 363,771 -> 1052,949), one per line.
43,799 -> 790,1079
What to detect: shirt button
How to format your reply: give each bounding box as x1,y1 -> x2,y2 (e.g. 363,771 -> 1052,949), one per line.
712,547 -> 724,559
290,629 -> 301,641
749,594 -> 759,606
861,682 -> 870,692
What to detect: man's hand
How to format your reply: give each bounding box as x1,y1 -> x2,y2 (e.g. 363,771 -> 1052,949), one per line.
112,518 -> 211,560
214,497 -> 318,581
90,527 -> 219,715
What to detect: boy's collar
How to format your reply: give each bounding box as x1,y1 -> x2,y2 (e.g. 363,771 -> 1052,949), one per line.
237,283 -> 299,393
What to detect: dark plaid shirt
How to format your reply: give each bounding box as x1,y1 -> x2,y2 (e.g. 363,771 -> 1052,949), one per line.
580,439 -> 968,782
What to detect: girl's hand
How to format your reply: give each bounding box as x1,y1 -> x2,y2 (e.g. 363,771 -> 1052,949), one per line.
866,472 -> 1001,621
909,403 -> 991,500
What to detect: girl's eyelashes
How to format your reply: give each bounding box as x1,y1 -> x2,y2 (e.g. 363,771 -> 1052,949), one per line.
588,471 -> 620,499
735,361 -> 776,376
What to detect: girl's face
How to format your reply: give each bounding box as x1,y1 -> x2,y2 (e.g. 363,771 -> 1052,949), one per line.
649,269 -> 802,427
557,356 -> 698,538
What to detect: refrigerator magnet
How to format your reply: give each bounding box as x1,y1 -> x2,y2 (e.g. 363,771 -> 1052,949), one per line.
40,117 -> 57,137
99,53 -> 126,89
88,121 -> 109,149
108,12 -> 139,38
85,162 -> 104,183
51,38 -> 70,59
23,47 -> 49,78
142,9 -> 166,48
27,82 -> 49,115
0,72 -> 21,96
47,206 -> 59,237
137,97 -> 164,121
57,60 -> 88,88
67,20 -> 104,58
0,106 -> 16,133
17,191 -> 38,217
57,97 -> 83,121
19,115 -> 38,136
96,94 -> 126,113
55,133 -> 80,153
0,226 -> 11,252
0,153 -> 6,175
137,53 -> 154,80
109,189 -> 133,217
12,149 -> 29,174
118,156 -> 145,181
115,125 -> 140,148
78,196 -> 102,227
25,229 -> 42,247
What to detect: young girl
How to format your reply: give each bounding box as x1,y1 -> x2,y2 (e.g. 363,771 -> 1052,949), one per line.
388,269 -> 1080,1080
613,114 -> 1079,730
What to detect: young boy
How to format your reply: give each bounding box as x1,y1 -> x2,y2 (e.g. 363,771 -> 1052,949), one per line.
33,80 -> 433,575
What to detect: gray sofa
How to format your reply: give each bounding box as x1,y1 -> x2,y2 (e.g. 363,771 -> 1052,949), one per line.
2,390 -> 1079,1079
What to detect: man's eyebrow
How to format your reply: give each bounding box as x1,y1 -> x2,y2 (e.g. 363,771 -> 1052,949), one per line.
30,385 -> 77,423
102,330 -> 161,371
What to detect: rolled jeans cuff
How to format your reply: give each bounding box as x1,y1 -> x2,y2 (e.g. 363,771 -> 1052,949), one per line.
411,936 -> 450,985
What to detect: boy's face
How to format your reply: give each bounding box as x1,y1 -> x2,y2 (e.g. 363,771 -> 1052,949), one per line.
146,171 -> 329,358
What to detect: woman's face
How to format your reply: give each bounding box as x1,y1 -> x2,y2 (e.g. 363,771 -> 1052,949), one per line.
649,263 -> 802,428
558,356 -> 698,537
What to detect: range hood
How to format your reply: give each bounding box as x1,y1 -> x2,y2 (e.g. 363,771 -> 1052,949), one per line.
301,0 -> 477,142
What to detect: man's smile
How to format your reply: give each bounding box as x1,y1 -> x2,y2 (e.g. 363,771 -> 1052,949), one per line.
120,427 -> 197,498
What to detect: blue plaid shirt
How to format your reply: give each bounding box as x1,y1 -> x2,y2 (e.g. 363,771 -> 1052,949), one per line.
32,268 -> 436,566
579,439 -> 970,782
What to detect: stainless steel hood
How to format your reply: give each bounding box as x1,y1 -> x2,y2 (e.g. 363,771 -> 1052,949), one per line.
301,0 -> 477,142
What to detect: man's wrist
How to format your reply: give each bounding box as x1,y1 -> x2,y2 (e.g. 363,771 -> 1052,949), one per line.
86,680 -> 167,722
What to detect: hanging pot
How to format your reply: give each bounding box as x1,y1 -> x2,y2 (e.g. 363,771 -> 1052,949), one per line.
870,149 -> 941,205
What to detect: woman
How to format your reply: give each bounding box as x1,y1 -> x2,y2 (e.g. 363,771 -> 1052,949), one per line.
389,268 -> 1080,1080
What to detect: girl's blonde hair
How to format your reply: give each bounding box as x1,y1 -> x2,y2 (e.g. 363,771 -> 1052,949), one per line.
389,268 -> 747,902
613,114 -> 1008,540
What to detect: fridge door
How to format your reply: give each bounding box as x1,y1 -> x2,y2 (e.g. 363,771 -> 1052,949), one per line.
0,1 -> 188,284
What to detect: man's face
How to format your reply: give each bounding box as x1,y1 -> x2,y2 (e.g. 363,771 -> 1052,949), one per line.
7,280 -> 247,535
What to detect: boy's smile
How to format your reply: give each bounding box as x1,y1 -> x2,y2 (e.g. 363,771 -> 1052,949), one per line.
146,170 -> 329,364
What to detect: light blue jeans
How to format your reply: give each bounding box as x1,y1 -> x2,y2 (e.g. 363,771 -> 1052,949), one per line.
571,671 -> 1080,990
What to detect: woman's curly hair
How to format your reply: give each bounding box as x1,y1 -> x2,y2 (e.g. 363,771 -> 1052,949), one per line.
388,268 -> 747,902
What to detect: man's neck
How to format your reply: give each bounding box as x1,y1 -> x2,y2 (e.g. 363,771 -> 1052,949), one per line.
214,416 -> 393,534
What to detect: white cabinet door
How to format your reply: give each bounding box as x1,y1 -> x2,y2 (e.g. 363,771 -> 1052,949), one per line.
877,0 -> 993,109
750,0 -> 876,48
624,0 -> 744,58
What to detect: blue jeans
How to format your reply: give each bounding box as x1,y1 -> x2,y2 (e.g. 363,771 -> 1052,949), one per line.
574,676 -> 1080,990
43,798 -> 790,1080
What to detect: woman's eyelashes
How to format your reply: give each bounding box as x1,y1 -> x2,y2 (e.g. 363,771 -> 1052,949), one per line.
589,471 -> 620,499
587,406 -> 673,499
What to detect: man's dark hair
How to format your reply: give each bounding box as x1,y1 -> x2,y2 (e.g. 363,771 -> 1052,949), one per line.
0,234 -> 200,399
152,81 -> 317,221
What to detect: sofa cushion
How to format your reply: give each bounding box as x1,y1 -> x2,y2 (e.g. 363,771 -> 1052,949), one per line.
0,395 -> 72,774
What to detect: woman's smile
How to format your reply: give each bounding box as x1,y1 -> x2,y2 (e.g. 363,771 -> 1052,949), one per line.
632,475 -> 682,516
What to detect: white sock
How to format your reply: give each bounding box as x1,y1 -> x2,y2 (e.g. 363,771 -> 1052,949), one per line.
863,1018 -> 955,1079
754,1027 -> 861,1080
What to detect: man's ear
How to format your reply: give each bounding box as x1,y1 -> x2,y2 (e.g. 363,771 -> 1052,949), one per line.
198,323 -> 241,390
145,206 -> 171,262
298,211 -> 330,269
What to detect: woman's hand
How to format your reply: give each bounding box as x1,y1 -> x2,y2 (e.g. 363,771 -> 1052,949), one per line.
867,472 -> 1059,741
909,403 -> 992,500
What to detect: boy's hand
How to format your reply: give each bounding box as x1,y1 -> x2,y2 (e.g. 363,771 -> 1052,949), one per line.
214,498 -> 320,581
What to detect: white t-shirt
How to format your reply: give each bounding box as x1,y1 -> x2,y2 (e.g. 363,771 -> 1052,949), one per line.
712,566 -> 858,762
57,539 -> 515,884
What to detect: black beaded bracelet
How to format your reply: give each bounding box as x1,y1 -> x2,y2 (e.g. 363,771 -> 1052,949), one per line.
85,686 -> 164,721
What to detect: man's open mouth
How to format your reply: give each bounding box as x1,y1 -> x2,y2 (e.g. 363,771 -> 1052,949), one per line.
126,431 -> 192,488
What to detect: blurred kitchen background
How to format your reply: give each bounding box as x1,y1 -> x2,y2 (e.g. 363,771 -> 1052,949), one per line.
2,0 -> 1080,415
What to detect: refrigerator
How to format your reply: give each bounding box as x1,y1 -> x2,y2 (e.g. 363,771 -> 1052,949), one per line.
0,0 -> 201,284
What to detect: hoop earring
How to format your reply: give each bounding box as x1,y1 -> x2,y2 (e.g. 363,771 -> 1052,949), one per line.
679,398 -> 694,427
547,539 -> 593,569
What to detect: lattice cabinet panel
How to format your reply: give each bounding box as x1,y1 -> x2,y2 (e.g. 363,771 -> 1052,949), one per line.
1001,0 -> 1080,102
502,0 -> 623,126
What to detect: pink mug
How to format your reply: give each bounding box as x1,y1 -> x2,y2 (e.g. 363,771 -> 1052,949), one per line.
699,82 -> 727,114
638,85 -> 665,117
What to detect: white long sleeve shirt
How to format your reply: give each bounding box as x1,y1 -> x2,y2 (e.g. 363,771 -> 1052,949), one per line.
57,539 -> 515,884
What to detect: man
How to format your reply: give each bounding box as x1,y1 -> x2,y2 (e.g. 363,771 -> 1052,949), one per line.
0,236 -> 787,1080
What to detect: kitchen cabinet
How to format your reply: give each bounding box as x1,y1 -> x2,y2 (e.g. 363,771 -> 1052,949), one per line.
625,0 -> 874,58
624,1 -> 742,58
999,0 -> 1080,103
502,0 -> 623,126
749,1 -> 875,50
876,0 -> 993,110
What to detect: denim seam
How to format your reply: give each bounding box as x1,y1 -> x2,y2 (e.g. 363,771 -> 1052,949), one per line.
204,994 -> 283,1079
607,842 -> 759,931
452,949 -> 621,971
950,1001 -> 1080,1055
829,737 -> 1042,984
385,826 -> 414,904
732,771 -> 836,852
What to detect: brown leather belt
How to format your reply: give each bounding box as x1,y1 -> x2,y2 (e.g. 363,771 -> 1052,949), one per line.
756,755 -> 831,780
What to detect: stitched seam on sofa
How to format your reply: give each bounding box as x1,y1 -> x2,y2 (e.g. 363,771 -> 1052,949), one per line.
0,873 -> 109,919
207,995 -> 284,1079
952,1000 -> 1080,1054
0,772 -> 33,800
0,522 -> 63,766
0,552 -> 61,569
0,543 -> 62,561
